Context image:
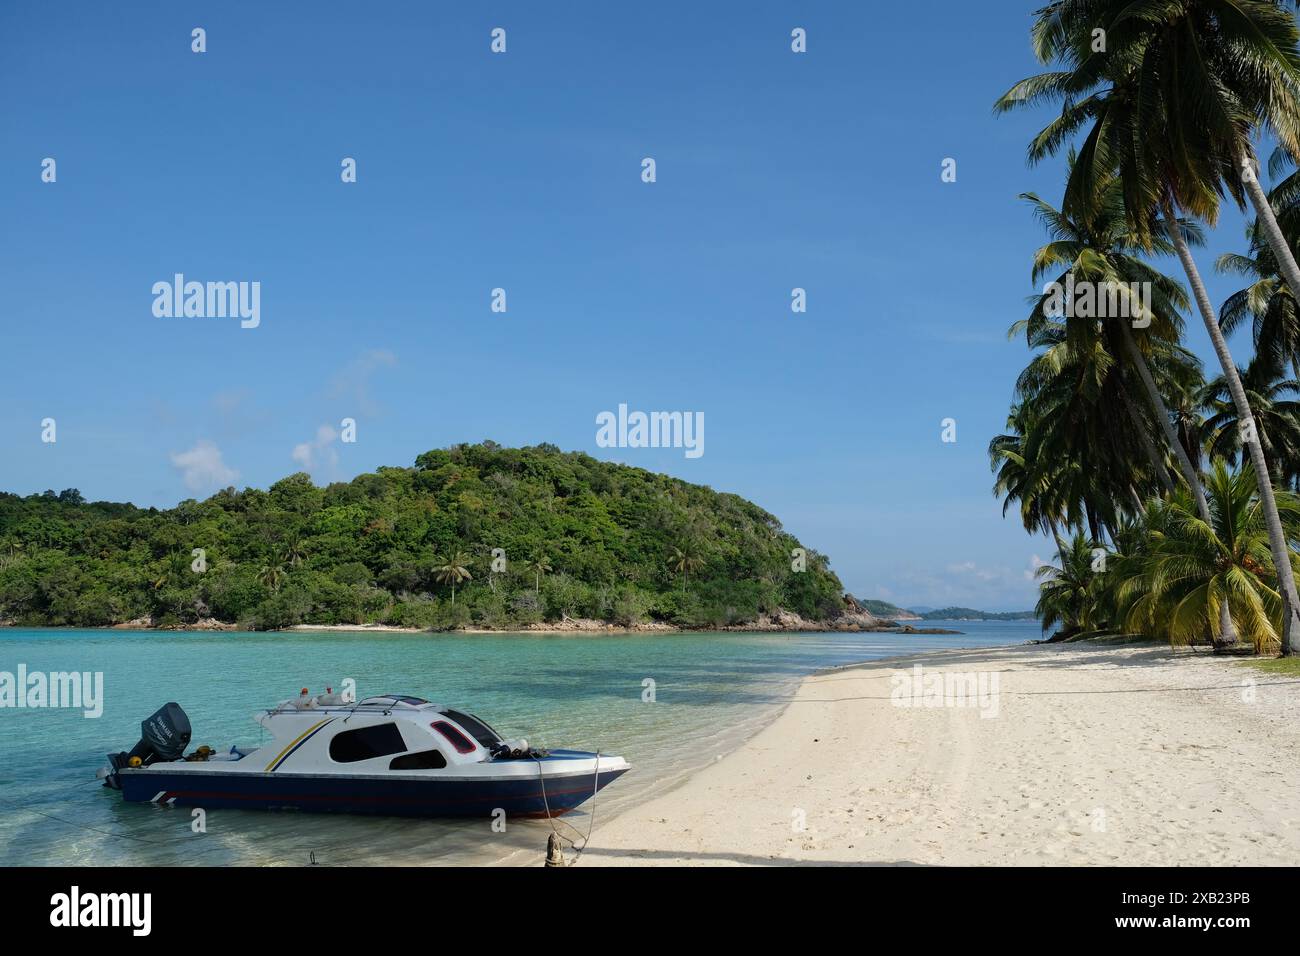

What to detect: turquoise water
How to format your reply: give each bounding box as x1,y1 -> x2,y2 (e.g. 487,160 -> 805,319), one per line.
0,622 -> 1038,866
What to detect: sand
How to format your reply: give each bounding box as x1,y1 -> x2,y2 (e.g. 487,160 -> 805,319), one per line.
284,624 -> 425,633
582,642 -> 1300,866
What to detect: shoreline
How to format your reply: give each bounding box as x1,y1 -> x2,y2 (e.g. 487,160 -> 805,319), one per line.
495,641 -> 1022,867
578,640 -> 1300,866
0,619 -> 969,636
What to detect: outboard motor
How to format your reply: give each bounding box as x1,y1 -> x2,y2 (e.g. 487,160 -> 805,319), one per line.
106,703 -> 192,779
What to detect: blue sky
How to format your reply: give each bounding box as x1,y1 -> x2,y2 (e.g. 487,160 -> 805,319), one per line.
0,1 -> 1264,610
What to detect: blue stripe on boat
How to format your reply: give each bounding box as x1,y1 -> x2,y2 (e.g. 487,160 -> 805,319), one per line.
115,766 -> 628,818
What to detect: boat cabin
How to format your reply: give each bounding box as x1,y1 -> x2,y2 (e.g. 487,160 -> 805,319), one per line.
253,695 -> 509,775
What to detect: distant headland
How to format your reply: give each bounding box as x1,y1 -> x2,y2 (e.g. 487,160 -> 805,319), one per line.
860,599 -> 1036,623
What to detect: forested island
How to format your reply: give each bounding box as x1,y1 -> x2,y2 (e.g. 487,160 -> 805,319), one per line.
0,442 -> 860,632
913,607 -> 1036,622
860,600 -> 1034,622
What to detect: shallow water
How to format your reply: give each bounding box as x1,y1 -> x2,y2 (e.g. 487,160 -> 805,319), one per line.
0,622 -> 1038,866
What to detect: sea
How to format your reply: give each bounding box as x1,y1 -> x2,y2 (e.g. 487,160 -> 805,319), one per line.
0,622 -> 1039,866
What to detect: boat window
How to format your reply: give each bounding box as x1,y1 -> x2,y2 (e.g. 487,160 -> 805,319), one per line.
442,710 -> 503,748
431,720 -> 476,754
329,723 -> 407,763
389,749 -> 447,770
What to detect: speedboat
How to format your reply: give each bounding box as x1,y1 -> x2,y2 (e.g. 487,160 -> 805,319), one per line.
99,689 -> 629,818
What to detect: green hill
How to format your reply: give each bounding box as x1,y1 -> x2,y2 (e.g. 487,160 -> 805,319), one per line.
0,442 -> 844,631
916,606 -> 1036,621
857,598 -> 919,620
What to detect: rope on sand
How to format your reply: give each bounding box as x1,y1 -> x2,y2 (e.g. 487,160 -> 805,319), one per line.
535,751 -> 601,867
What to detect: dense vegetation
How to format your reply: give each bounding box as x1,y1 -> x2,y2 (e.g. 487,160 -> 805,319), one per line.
857,599 -> 1033,621
915,607 -> 1036,622
993,0 -> 1300,655
0,443 -> 844,631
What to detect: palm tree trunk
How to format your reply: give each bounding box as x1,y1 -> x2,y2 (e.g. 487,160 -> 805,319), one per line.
1128,484 -> 1146,517
1219,601 -> 1239,647
1119,326 -> 1202,510
1260,429 -> 1283,485
1241,163 -> 1300,655
1048,523 -> 1069,560
1165,200 -> 1295,651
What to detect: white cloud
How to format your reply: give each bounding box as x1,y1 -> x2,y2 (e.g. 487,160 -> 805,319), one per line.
1025,554 -> 1046,580
170,440 -> 239,492
946,560 -> 1000,582
292,423 -> 340,474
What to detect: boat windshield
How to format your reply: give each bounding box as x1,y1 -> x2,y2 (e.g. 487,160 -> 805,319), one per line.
442,709 -> 503,747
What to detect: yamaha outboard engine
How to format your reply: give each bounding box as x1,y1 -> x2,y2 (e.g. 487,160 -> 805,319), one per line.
106,703 -> 191,779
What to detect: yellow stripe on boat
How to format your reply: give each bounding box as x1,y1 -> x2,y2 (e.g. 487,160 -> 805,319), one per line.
265,718 -> 333,771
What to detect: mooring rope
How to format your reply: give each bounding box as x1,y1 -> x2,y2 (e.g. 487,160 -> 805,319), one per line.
533,750 -> 602,867
0,780 -> 181,848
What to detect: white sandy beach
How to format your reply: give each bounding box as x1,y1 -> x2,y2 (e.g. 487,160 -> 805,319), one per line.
583,642 -> 1300,866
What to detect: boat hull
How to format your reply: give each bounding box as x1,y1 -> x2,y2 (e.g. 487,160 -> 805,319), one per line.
114,765 -> 628,818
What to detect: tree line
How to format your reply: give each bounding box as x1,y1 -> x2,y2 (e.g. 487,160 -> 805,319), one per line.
992,0 -> 1300,655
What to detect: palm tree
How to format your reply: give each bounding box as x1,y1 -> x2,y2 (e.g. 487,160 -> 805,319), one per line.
527,555 -> 552,596
1035,531 -> 1104,640
432,551 -> 472,605
989,406 -> 1049,536
991,404 -> 1081,551
152,551 -> 194,591
1200,357 -> 1300,486
1219,243 -> 1300,381
1016,168 -> 1209,518
1009,175 -> 1244,638
1000,291 -> 1192,544
1114,462 -> 1300,654
1166,356 -> 1209,475
283,537 -> 306,567
258,558 -> 285,592
994,0 -> 1300,652
669,544 -> 704,586
0,539 -> 23,572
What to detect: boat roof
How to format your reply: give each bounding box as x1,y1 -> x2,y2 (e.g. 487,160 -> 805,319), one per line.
266,695 -> 447,715
355,695 -> 443,710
